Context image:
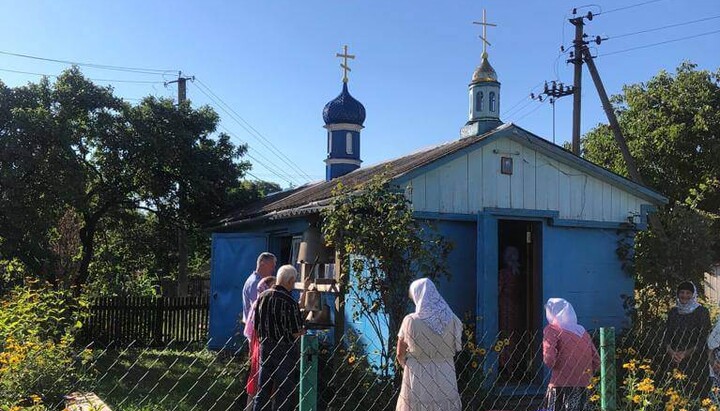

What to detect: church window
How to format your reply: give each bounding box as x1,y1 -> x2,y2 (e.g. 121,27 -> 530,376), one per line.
328,131 -> 332,153
346,132 -> 353,155
476,91 -> 484,111
489,92 -> 496,112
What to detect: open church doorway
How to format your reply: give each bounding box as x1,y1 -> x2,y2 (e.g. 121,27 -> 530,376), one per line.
497,219 -> 543,384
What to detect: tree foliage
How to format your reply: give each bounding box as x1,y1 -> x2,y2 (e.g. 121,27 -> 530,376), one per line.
582,62 -> 720,210
582,62 -> 720,303
322,176 -> 452,376
0,68 -> 274,293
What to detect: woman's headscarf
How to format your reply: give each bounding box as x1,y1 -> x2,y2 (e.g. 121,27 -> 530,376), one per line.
676,281 -> 701,315
545,298 -> 586,337
409,278 -> 454,335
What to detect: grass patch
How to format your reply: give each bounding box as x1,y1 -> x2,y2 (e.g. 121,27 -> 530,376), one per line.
82,345 -> 249,411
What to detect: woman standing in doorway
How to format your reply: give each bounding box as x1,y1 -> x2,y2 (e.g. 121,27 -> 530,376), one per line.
542,298 -> 599,410
396,278 -> 462,411
498,246 -> 524,379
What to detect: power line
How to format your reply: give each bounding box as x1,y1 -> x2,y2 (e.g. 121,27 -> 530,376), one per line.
0,49 -> 175,75
0,67 -> 165,84
502,81 -> 547,122
596,0 -> 663,16
609,15 -> 720,40
216,122 -> 306,186
600,29 -> 720,57
510,97 -> 548,123
194,79 -> 313,181
190,82 -> 304,186
193,79 -> 313,182
191,83 -> 304,185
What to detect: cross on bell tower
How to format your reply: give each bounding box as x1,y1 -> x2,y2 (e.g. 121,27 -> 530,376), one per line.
473,9 -> 497,57
462,9 -> 503,137
336,45 -> 355,83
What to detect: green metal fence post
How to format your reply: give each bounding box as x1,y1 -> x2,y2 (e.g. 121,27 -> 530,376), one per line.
600,327 -> 617,411
300,334 -> 319,411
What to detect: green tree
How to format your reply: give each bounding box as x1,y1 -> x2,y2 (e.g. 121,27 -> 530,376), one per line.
582,62 -> 720,211
322,176 -> 452,376
0,68 -> 268,291
581,62 -> 720,306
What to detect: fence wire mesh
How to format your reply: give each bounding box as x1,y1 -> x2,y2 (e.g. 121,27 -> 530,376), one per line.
5,323 -> 720,410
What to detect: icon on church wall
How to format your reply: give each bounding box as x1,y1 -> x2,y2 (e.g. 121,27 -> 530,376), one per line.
501,156 -> 513,175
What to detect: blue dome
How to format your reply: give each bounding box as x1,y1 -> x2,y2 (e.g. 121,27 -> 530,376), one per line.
322,83 -> 366,126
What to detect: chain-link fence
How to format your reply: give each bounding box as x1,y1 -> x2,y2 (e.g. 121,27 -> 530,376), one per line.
6,324 -> 720,410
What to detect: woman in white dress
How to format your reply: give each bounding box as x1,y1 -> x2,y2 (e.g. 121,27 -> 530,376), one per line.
396,278 -> 462,411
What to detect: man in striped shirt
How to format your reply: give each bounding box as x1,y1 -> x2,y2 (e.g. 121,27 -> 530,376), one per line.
253,264 -> 304,411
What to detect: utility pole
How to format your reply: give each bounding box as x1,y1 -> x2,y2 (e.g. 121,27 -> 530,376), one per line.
165,71 -> 195,297
568,10 -> 593,155
573,14 -> 666,236
581,49 -> 643,184
531,80 -> 574,144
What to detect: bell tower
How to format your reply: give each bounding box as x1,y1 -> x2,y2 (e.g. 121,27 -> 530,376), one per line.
322,45 -> 366,181
462,10 -> 503,137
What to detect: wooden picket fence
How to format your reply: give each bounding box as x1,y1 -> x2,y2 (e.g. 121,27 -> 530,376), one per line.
82,296 -> 209,346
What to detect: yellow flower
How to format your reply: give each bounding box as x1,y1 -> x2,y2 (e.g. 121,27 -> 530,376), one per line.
622,360 -> 637,371
467,342 -> 475,350
702,398 -> 713,407
493,344 -> 502,352
636,377 -> 655,393
477,348 -> 486,356
589,394 -> 599,402
471,361 -> 478,369
348,355 -> 356,365
632,394 -> 642,404
30,394 -> 42,404
671,368 -> 687,381
503,338 -> 510,345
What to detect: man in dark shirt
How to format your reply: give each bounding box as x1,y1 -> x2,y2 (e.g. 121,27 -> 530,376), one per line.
253,264 -> 304,411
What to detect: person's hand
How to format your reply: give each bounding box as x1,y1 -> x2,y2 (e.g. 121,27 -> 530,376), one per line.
668,350 -> 681,364
712,360 -> 720,375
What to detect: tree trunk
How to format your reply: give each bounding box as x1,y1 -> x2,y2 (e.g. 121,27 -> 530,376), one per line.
75,221 -> 96,293
177,226 -> 189,296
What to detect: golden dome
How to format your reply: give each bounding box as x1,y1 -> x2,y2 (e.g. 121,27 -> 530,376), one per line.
471,52 -> 497,84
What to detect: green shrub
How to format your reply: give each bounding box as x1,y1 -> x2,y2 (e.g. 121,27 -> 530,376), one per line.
0,283 -> 90,407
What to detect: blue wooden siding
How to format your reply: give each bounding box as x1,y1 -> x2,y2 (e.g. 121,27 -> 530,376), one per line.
431,221 -> 477,321
543,225 -> 633,330
343,220 -> 477,367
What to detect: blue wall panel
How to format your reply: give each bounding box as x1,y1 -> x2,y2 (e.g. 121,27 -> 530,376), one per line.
209,233 -> 268,350
431,220 -> 477,322
542,226 -> 633,330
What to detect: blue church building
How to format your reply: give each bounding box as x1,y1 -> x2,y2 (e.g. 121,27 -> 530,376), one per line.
208,43 -> 666,372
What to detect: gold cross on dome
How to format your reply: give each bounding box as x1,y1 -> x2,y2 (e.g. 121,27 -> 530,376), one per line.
335,45 -> 355,83
473,9 -> 497,56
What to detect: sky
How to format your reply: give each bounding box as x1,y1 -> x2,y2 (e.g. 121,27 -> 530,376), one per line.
0,1 -> 718,188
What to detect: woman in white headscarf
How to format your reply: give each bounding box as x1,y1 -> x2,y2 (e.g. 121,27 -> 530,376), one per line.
396,278 -> 462,411
664,281 -> 711,398
542,298 -> 599,411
